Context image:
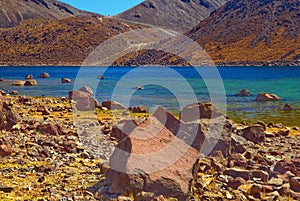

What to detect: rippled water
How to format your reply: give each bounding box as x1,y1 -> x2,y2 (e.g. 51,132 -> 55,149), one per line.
0,66 -> 299,126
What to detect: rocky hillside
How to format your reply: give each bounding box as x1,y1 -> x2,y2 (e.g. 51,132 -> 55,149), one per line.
0,0 -> 93,28
116,0 -> 227,32
187,0 -> 300,64
0,16 -> 144,66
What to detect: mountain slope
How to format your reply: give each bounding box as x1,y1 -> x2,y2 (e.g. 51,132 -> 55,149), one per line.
0,16 -> 144,66
0,0 -> 93,28
187,0 -> 300,64
116,0 -> 227,32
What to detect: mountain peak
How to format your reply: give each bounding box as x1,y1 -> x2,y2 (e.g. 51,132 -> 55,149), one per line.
116,0 -> 228,32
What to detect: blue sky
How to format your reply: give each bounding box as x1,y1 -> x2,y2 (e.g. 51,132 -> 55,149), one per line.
59,0 -> 144,16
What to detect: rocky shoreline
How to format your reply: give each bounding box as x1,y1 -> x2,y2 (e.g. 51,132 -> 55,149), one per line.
0,94 -> 299,200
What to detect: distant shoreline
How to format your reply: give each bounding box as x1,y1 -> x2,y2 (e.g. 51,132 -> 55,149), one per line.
0,61 -> 299,67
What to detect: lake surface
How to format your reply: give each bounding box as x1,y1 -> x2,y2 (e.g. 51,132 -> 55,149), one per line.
0,66 -> 299,126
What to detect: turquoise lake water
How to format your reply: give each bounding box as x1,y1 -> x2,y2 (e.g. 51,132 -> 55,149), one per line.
0,66 -> 299,126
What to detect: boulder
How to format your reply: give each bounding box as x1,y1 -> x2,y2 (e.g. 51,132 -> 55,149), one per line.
102,100 -> 125,110
106,114 -> 199,200
283,103 -> 293,111
236,89 -> 251,97
134,86 -> 144,90
11,80 -> 25,86
242,125 -> 265,144
24,79 -> 37,86
68,90 -> 90,101
106,106 -> 234,199
76,97 -> 98,111
0,94 -> 18,130
36,124 -> 63,136
10,90 -> 19,95
256,92 -> 281,101
25,74 -> 33,79
180,102 -> 223,122
79,86 -> 93,96
61,78 -> 71,83
38,72 -> 50,78
132,106 -> 148,113
98,75 -> 105,80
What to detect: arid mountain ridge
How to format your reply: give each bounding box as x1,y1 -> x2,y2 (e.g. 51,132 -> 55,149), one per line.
0,0 -> 94,28
187,0 -> 300,65
0,0 -> 299,66
117,0 -> 228,32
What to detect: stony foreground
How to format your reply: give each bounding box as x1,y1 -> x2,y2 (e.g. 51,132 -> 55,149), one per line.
0,95 -> 299,201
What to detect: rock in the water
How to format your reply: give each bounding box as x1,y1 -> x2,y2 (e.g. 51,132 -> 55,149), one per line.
36,124 -> 63,136
79,86 -> 93,96
134,86 -> 144,90
38,72 -> 50,78
242,125 -> 265,144
102,100 -> 125,110
10,90 -> 19,95
236,89 -> 251,97
61,78 -> 71,83
11,80 -> 25,86
283,103 -> 293,111
98,75 -> 105,80
256,92 -> 281,101
25,74 -> 33,79
180,102 -> 223,122
24,79 -> 37,86
132,106 -> 148,113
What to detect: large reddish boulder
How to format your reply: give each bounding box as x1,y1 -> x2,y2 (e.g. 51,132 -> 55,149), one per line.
105,105 -> 233,199
106,115 -> 199,200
